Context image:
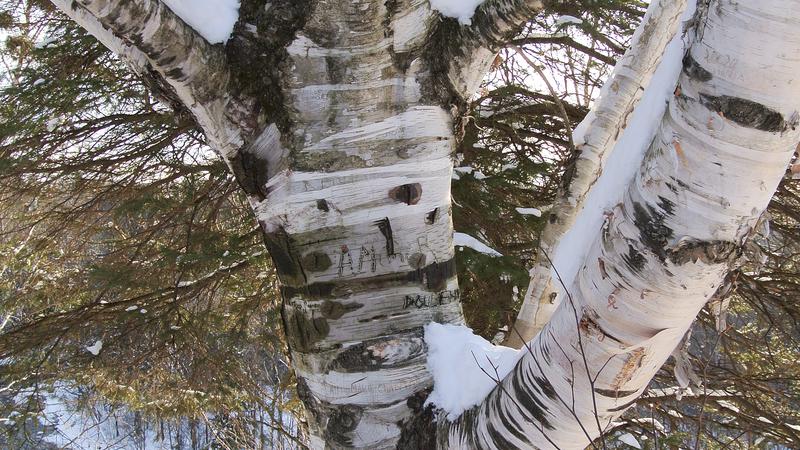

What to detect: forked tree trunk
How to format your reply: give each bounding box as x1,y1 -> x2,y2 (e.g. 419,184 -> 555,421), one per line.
51,0 -> 800,448
444,1 -> 800,447
506,0 -> 687,348
52,0 -> 542,447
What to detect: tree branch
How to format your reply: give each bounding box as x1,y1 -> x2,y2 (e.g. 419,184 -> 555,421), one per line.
49,0 -> 255,158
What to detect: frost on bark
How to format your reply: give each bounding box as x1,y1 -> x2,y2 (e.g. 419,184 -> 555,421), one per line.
445,0 -> 800,447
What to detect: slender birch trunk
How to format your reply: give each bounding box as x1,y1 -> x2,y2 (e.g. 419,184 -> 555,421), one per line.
50,0 -> 800,448
506,0 -> 688,348
445,1 -> 800,447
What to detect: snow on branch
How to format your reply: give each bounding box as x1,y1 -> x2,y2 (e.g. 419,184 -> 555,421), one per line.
51,0 -> 252,158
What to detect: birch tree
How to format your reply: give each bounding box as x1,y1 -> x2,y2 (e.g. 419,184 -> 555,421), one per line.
32,0 -> 800,448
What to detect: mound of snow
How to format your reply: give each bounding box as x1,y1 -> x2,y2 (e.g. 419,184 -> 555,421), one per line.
429,0 -> 486,25
424,323 -> 522,419
162,0 -> 240,44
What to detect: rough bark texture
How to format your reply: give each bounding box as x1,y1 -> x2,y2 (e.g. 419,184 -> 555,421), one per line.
506,0 -> 688,348
445,1 -> 800,447
50,0 -> 544,447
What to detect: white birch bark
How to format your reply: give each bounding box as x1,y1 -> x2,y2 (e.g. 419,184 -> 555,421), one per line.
445,0 -> 800,447
49,0 -> 800,448
507,0 -> 688,348
250,2 -> 543,446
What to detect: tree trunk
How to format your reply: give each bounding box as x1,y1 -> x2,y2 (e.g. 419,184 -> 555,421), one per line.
49,0 -> 800,448
444,0 -> 800,447
506,0 -> 688,348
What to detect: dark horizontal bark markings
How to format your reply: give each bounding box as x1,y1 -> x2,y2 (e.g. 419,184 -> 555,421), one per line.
700,93 -> 786,132
328,331 -> 426,372
280,258 -> 457,299
667,239 -> 739,266
594,388 -> 638,398
682,51 -> 713,82
632,201 -> 674,261
606,398 -> 637,413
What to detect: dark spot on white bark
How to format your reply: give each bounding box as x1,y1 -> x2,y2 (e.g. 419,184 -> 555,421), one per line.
301,251 -> 333,272
316,199 -> 330,211
227,0 -> 315,135
397,390 -> 437,450
413,258 -> 457,291
682,51 -> 713,82
324,405 -> 364,446
375,217 -> 396,256
633,202 -> 674,261
667,239 -> 739,266
262,226 -> 307,286
230,150 -> 270,200
282,304 -> 329,352
594,388 -> 638,398
700,93 -> 787,132
389,183 -> 422,205
320,300 -> 362,320
409,252 -> 427,269
426,208 -> 439,225
623,244 -> 647,273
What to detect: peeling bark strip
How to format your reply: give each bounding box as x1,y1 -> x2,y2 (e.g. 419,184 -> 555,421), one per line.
446,1 -> 800,448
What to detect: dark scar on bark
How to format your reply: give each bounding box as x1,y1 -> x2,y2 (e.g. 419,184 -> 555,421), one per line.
633,202 -> 674,261
700,93 -> 786,132
316,199 -> 330,211
426,207 -> 439,224
622,244 -> 647,273
301,251 -> 332,272
324,404 -> 363,446
389,183 -> 422,205
667,239 -> 739,266
375,217 -> 395,256
594,388 -> 638,398
682,52 -> 713,82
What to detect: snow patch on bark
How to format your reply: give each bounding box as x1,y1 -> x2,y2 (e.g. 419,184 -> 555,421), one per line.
429,0 -> 486,25
424,323 -> 522,419
162,0 -> 240,44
